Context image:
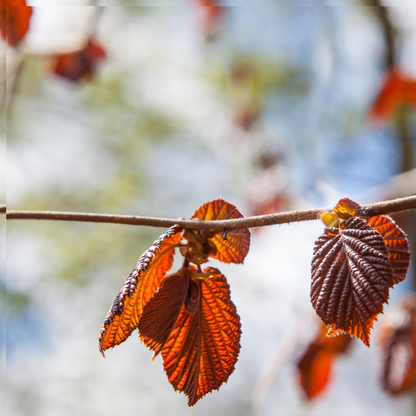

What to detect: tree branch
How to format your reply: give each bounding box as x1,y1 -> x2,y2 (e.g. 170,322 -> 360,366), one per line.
368,0 -> 397,68
5,195 -> 416,233
0,205 -> 5,213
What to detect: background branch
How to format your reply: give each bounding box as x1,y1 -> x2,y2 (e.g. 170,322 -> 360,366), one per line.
368,0 -> 397,68
369,1 -> 416,288
6,195 -> 416,233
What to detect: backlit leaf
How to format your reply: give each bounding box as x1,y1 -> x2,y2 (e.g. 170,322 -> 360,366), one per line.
0,0 -> 32,47
367,215 -> 410,284
98,225 -> 182,354
161,267 -> 241,406
319,212 -> 340,228
333,197 -> 361,220
311,216 -> 394,346
379,294 -> 416,395
192,199 -> 250,264
297,324 -> 352,400
139,270 -> 190,358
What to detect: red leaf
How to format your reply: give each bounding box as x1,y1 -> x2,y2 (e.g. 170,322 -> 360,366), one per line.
0,0 -> 32,47
369,69 -> 416,124
191,199 -> 250,264
297,325 -> 352,400
161,267 -> 241,406
139,270 -> 190,358
52,39 -> 106,83
331,199 -> 410,284
367,215 -> 410,284
298,342 -> 334,400
379,294 -> 416,395
98,225 -> 182,355
311,216 -> 394,346
185,278 -> 200,315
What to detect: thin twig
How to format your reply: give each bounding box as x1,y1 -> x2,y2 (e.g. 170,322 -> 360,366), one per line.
6,195 -> 416,233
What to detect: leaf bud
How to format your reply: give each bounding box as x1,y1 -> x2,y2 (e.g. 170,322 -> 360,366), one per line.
319,212 -> 340,228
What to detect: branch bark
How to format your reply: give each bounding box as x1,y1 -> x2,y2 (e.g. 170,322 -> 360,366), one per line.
368,0 -> 397,68
5,195 -> 416,233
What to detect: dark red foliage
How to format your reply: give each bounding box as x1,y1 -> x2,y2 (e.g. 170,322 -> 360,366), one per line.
52,39 -> 106,83
312,198 -> 411,346
312,216 -> 394,346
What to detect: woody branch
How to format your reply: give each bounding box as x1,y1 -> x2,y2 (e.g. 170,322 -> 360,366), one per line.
4,195 -> 416,233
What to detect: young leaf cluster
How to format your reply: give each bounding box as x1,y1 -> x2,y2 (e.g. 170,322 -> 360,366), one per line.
99,199 -> 250,406
311,198 -> 411,347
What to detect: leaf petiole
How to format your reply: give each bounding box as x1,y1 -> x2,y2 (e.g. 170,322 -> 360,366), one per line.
189,270 -> 213,280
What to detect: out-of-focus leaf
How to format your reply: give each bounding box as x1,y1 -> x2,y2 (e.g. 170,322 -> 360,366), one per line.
0,0 -> 32,47
52,39 -> 106,83
297,324 -> 353,400
367,215 -> 410,284
369,69 -> 416,124
192,199 -> 250,264
333,197 -> 361,220
98,225 -> 182,355
380,294 -> 416,395
139,270 -> 190,358
192,0 -> 225,40
228,59 -> 260,131
311,216 -> 394,346
243,156 -> 290,222
298,342 -> 333,400
161,267 -> 241,406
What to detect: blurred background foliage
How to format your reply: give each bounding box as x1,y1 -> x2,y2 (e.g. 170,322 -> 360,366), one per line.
2,1 -> 416,416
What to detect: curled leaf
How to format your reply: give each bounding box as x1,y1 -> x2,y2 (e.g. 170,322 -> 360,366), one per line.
333,197 -> 361,220
311,216 -> 394,346
367,215 -> 410,284
98,225 -> 182,355
139,271 -> 190,358
185,278 -> 200,315
161,268 -> 241,406
192,199 -> 250,264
